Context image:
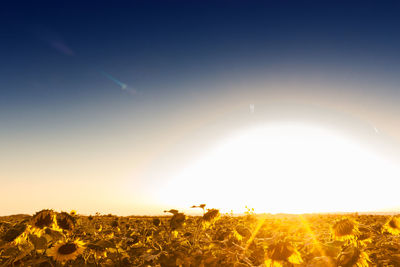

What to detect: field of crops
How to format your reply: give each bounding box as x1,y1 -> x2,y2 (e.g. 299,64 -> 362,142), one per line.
1,207 -> 400,266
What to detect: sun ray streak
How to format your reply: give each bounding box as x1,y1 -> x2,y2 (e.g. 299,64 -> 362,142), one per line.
299,214 -> 334,265
242,216 -> 266,257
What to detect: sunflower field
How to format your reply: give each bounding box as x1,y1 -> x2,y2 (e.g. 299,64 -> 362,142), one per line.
1,207 -> 400,266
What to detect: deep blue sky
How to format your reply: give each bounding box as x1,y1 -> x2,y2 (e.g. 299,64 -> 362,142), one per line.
2,1 -> 400,214
2,1 -> 400,105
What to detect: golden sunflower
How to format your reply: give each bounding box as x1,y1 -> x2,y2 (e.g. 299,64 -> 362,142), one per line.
382,216 -> 400,235
56,212 -> 76,231
331,218 -> 359,241
31,209 -> 56,229
47,239 -> 85,263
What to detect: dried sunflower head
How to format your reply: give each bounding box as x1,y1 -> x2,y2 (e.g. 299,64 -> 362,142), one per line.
331,218 -> 359,241
382,216 -> 400,235
56,212 -> 76,231
47,239 -> 85,263
31,209 -> 56,229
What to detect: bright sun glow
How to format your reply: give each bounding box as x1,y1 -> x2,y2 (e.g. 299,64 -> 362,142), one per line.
160,123 -> 400,214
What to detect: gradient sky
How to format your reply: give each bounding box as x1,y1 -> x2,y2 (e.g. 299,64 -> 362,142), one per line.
1,1 -> 400,215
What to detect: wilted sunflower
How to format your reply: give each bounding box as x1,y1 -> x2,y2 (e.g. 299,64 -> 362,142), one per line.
337,245 -> 370,267
164,209 -> 179,215
56,212 -> 76,231
235,225 -> 252,240
1,223 -> 27,243
203,209 -> 220,223
31,209 -> 56,229
170,212 -> 186,230
265,240 -> 302,266
382,216 -> 400,235
331,218 -> 359,241
47,239 -> 85,263
86,239 -> 114,260
191,204 -> 207,213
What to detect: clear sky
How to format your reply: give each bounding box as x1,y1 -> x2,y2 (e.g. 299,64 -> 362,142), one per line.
1,1 -> 400,215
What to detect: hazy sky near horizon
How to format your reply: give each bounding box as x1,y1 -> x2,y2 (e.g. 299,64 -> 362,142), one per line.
2,1 -> 400,215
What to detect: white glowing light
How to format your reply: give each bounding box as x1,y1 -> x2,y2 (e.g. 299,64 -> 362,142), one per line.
160,123 -> 400,214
